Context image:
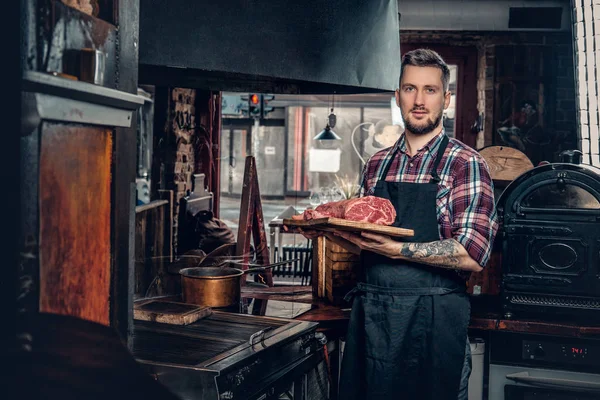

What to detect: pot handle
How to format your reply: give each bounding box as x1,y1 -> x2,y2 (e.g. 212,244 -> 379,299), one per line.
240,258 -> 301,275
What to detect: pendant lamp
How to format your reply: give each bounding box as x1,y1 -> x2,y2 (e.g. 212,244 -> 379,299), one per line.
313,93 -> 341,145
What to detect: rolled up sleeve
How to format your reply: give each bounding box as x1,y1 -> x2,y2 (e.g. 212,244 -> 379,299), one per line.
449,156 -> 499,267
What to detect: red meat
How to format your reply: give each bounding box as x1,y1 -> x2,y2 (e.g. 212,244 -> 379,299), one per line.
302,196 -> 396,225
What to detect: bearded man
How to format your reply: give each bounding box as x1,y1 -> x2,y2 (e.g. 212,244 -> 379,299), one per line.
304,49 -> 499,399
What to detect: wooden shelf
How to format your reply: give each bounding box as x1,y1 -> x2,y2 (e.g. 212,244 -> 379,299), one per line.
23,71 -> 145,110
22,71 -> 146,129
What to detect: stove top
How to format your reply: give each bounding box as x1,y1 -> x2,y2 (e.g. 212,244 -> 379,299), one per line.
133,312 -> 289,365
132,311 -> 322,400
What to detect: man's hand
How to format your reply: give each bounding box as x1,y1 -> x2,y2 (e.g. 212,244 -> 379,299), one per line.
296,228 -> 322,240
283,214 -> 323,240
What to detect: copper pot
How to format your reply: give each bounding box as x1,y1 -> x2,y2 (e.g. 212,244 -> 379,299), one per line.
179,259 -> 298,308
180,266 -> 245,308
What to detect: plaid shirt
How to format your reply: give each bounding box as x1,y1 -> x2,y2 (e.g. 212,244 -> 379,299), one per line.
360,130 -> 499,267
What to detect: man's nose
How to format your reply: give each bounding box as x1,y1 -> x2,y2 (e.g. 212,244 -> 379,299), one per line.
414,90 -> 425,106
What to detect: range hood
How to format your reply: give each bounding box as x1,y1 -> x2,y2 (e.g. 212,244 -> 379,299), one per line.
139,0 -> 400,94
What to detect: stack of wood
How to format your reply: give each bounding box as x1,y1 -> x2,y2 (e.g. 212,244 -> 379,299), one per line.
324,240 -> 360,306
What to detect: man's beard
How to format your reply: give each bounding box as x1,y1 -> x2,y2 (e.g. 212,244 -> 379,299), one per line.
403,108 -> 444,135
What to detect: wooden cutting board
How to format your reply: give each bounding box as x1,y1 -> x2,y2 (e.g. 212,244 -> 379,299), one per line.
133,300 -> 212,325
283,217 -> 414,238
479,146 -> 533,185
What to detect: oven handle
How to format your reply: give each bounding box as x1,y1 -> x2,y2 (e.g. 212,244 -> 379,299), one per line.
506,372 -> 600,392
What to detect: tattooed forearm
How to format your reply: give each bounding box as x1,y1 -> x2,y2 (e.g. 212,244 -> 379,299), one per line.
398,239 -> 482,272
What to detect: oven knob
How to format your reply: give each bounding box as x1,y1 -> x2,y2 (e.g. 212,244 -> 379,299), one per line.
534,345 -> 546,358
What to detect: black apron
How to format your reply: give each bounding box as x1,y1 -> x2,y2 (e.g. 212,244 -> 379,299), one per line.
339,135 -> 471,400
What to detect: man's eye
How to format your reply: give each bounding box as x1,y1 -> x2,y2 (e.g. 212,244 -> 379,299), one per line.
426,88 -> 436,93
404,87 -> 414,92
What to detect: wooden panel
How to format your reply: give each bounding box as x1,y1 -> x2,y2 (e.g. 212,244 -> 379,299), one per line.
158,189 -> 175,261
325,242 -> 360,262
39,123 -> 112,325
108,0 -> 140,348
194,91 -> 222,218
134,199 -> 177,298
467,248 -> 502,296
469,313 -> 600,338
312,236 -> 326,298
324,238 -> 359,306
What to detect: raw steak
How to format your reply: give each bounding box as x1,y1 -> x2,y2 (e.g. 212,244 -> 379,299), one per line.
302,196 -> 396,225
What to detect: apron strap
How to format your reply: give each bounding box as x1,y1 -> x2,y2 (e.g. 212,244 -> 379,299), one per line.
428,134 -> 449,184
376,133 -> 450,185
345,283 -> 461,301
378,146 -> 399,184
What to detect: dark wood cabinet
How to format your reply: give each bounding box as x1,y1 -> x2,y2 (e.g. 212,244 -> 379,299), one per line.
20,0 -> 142,345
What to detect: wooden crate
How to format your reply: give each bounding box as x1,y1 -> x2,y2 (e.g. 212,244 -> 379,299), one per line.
324,240 -> 360,306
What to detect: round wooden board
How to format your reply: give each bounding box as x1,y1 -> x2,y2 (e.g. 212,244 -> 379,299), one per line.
479,146 -> 534,183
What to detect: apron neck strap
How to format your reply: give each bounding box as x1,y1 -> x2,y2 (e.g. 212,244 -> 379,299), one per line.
378,134 -> 450,184
379,146 -> 400,181
428,134 -> 449,184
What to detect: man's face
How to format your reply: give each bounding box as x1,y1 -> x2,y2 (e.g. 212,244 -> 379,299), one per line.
395,65 -> 450,135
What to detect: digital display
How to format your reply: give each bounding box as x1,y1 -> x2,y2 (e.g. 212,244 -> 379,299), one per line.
522,340 -> 598,367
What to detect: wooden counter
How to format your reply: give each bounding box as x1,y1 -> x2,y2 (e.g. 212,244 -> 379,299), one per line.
241,287 -> 600,339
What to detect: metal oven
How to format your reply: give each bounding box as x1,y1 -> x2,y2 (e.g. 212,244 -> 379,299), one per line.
489,332 -> 600,400
497,161 -> 600,319
132,312 -> 328,400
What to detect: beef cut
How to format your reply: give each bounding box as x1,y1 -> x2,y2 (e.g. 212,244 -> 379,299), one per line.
302,196 -> 396,225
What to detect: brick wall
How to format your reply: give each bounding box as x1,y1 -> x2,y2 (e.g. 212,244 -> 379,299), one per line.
573,0 -> 600,166
170,88 -> 197,199
157,88 -> 198,256
152,88 -> 221,257
401,31 -> 578,156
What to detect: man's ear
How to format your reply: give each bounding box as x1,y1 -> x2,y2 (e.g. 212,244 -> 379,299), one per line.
395,89 -> 401,107
443,91 -> 451,109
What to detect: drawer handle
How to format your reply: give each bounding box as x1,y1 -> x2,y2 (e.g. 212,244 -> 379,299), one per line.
506,371 -> 600,392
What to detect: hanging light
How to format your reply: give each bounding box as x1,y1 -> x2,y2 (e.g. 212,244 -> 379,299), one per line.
313,123 -> 342,141
313,93 -> 341,145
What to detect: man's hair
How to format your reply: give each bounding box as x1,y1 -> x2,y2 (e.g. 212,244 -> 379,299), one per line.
400,49 -> 450,92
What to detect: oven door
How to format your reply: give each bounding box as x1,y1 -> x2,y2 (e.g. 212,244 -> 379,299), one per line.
489,364 -> 600,400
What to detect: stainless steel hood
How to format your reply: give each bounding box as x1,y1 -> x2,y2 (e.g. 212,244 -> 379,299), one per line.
139,0 -> 401,94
